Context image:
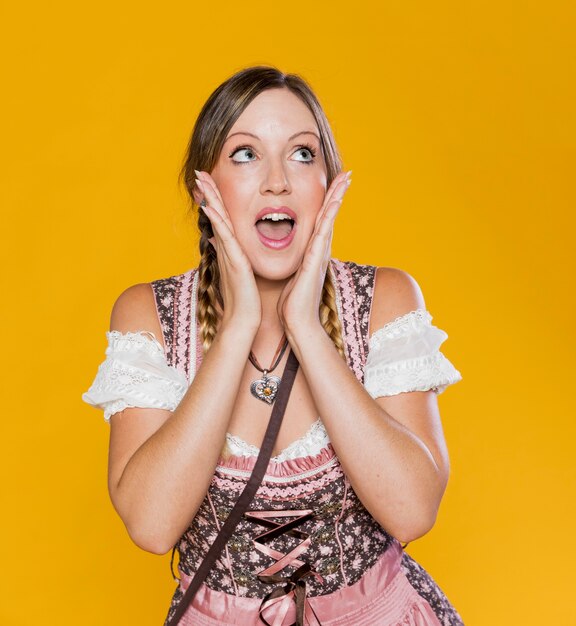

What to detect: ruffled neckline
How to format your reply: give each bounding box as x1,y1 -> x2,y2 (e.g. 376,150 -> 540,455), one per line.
225,418 -> 330,462
216,442 -> 337,478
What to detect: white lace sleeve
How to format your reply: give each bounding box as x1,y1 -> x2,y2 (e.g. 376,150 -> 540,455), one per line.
364,309 -> 462,398
81,330 -> 189,422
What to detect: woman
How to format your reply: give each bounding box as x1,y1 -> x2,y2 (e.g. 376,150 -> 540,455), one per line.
83,66 -> 464,625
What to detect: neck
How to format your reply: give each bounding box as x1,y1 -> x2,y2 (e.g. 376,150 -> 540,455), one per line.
254,274 -> 289,333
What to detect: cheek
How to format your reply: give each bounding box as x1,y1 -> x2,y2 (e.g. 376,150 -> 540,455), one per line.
210,169 -> 251,221
304,174 -> 328,216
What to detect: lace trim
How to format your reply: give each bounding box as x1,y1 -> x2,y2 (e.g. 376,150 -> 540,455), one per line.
364,308 -> 462,397
225,418 -> 330,463
82,359 -> 188,421
86,308 -> 462,424
189,269 -> 199,381
105,329 -> 165,355
364,352 -> 462,397
368,309 -> 433,348
329,261 -> 347,361
82,330 -> 188,421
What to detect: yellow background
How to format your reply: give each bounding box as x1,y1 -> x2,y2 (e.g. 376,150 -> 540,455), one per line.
2,1 -> 574,624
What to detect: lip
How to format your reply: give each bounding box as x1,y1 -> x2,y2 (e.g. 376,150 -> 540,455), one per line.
254,206 -> 298,223
254,206 -> 297,251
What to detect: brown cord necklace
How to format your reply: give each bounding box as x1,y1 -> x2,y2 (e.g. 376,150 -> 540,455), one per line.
248,334 -> 290,405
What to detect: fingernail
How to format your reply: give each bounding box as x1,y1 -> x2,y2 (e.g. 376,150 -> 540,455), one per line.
346,178 -> 352,187
345,170 -> 352,179
194,169 -> 202,178
195,178 -> 205,191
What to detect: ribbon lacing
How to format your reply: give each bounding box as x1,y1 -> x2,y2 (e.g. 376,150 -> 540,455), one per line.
245,509 -> 324,626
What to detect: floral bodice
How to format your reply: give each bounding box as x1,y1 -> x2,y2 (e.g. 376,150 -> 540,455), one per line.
82,259 -> 463,623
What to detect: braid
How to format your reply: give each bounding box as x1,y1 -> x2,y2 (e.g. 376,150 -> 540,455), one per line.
180,67 -> 344,355
320,271 -> 346,359
197,209 -> 222,352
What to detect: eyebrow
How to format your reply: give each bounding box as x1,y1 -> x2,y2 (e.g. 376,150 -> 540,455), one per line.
224,130 -> 321,143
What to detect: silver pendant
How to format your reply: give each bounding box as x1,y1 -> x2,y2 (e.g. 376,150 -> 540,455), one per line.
250,371 -> 281,405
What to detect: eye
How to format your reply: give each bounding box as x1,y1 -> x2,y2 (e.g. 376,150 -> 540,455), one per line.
291,145 -> 316,164
229,146 -> 257,163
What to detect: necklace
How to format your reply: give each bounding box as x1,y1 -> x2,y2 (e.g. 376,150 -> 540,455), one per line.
248,334 -> 290,405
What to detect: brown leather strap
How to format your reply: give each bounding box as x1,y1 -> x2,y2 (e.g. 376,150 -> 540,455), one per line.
166,350 -> 300,626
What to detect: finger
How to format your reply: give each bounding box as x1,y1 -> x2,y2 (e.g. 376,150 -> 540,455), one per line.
195,170 -> 225,207
313,172 -> 350,232
201,204 -> 236,245
313,174 -> 351,233
300,199 -> 341,277
196,177 -> 231,227
195,170 -> 224,205
201,204 -> 248,267
320,171 -> 351,215
313,182 -> 345,249
195,177 -> 235,233
323,170 -> 349,204
314,199 -> 341,252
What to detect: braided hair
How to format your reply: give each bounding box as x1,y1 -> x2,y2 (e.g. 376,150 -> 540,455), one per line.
180,66 -> 346,358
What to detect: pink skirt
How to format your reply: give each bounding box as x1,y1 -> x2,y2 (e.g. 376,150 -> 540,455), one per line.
173,540 -> 442,626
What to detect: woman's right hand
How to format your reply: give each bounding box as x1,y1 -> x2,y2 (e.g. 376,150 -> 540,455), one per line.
195,170 -> 262,334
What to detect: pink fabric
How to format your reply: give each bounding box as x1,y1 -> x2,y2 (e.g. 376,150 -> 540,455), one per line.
158,261 -> 462,625
212,445 -> 343,502
333,476 -> 350,586
174,540 -> 442,626
175,269 -> 192,379
330,260 -> 364,382
218,444 -> 336,477
205,491 -> 240,596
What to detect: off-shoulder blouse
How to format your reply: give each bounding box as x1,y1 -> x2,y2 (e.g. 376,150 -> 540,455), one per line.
82,308 -> 462,461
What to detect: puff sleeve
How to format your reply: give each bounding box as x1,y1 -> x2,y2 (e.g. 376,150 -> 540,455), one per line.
364,309 -> 462,398
81,330 -> 189,422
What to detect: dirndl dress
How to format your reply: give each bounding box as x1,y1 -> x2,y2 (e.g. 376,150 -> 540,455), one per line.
82,259 -> 465,625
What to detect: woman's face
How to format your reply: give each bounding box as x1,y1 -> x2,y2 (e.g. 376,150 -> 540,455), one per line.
208,88 -> 329,282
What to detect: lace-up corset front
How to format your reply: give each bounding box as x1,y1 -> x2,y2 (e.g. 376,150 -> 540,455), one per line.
176,443 -> 394,601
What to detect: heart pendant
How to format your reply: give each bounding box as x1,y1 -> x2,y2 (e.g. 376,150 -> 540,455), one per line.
250,374 -> 281,405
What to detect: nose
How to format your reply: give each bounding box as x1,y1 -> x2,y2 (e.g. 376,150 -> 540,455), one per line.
260,159 -> 291,195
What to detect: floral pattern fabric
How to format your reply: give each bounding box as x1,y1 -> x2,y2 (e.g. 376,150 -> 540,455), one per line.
82,259 -> 464,625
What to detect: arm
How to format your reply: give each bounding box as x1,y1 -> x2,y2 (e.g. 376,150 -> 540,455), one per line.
107,283 -> 257,555
287,267 -> 450,543
107,176 -> 262,555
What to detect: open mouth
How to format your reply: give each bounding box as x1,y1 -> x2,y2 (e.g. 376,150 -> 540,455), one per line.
255,212 -> 295,241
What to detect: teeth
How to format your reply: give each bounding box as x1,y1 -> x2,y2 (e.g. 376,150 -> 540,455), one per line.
260,213 -> 292,222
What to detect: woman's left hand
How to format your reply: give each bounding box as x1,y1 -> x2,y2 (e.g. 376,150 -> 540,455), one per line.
277,170 -> 352,336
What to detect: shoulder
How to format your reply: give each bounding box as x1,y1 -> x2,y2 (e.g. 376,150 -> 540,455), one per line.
109,268 -> 197,350
110,282 -> 164,347
369,267 -> 426,336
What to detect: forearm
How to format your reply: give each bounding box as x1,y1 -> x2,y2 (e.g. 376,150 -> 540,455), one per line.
288,324 -> 447,543
111,323 -> 255,553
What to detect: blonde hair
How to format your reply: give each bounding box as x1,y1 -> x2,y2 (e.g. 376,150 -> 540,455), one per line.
179,66 -> 345,358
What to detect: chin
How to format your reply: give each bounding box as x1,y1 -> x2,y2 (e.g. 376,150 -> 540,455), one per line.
250,254 -> 302,283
